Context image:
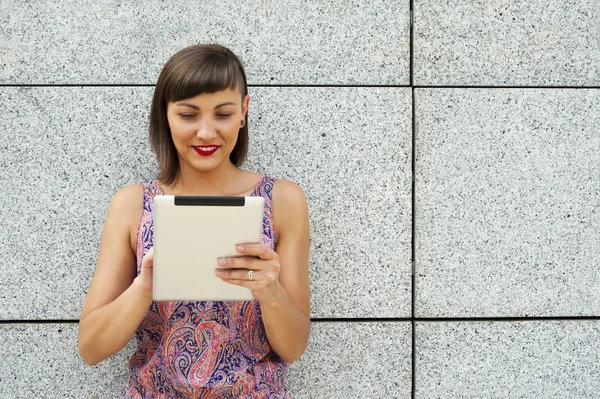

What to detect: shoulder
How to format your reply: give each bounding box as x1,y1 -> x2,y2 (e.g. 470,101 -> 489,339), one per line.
110,183 -> 144,210
106,184 -> 145,227
106,184 -> 145,248
272,179 -> 307,207
271,179 -> 308,229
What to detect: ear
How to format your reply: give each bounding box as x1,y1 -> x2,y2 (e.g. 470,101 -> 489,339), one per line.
241,94 -> 250,118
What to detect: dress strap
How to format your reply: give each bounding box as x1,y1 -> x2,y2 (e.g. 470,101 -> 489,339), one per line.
253,176 -> 276,248
135,182 -> 158,273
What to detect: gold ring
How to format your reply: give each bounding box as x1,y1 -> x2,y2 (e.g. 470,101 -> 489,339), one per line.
247,270 -> 254,281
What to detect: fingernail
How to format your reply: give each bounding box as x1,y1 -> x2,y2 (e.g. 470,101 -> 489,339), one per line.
236,245 -> 244,252
215,270 -> 224,277
217,258 -> 226,266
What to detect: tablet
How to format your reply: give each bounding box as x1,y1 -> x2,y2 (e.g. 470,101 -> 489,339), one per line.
153,195 -> 264,301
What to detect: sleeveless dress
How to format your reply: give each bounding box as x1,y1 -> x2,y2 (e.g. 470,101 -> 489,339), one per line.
124,176 -> 290,399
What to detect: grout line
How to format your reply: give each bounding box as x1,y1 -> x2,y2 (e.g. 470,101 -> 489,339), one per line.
415,316 -> 600,322
410,3 -> 416,396
410,3 -> 417,396
0,320 -> 80,324
0,83 -> 410,88
2,317 -> 599,325
413,85 -> 600,89
409,0 -> 414,87
0,84 -> 598,89
0,84 -> 155,87
312,316 -> 600,322
411,76 -> 417,399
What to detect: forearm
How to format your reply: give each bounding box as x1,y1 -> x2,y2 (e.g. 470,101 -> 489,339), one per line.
260,285 -> 310,364
78,277 -> 152,366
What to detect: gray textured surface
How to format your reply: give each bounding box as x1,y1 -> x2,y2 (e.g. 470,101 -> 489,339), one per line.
0,324 -> 134,399
247,87 -> 413,318
1,86 -> 412,320
288,322 -> 411,399
0,322 -> 409,398
0,87 -> 156,320
416,321 -> 600,398
414,0 -> 600,86
415,88 -> 600,317
0,0 -> 409,85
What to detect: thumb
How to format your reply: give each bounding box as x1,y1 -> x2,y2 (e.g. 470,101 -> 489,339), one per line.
142,247 -> 154,270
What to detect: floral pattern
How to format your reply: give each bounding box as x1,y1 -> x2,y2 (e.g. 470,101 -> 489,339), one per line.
124,176 -> 289,399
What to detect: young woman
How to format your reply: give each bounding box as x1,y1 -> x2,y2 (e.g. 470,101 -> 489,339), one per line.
78,44 -> 310,399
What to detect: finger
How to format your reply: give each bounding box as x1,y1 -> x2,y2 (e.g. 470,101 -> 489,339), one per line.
217,256 -> 262,270
215,268 -> 260,281
142,248 -> 154,269
236,243 -> 277,260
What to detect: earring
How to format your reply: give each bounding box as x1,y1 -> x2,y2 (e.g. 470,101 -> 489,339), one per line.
240,119 -> 245,128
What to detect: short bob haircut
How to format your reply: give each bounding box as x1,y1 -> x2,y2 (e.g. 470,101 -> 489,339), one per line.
149,44 -> 249,185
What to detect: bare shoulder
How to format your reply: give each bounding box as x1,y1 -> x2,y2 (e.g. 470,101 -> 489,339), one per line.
271,179 -> 308,234
112,183 -> 144,208
272,179 -> 308,211
107,184 -> 145,247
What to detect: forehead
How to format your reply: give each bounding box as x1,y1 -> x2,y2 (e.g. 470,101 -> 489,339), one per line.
169,88 -> 242,107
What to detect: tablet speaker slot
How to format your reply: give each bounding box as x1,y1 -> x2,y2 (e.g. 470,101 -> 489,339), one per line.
174,196 -> 245,206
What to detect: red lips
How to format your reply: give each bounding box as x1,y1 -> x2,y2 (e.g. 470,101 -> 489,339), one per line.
193,146 -> 219,156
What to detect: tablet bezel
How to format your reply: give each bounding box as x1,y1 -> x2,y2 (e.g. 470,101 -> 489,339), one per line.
152,195 -> 264,301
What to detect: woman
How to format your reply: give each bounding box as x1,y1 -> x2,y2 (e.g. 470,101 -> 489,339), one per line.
78,44 -> 310,399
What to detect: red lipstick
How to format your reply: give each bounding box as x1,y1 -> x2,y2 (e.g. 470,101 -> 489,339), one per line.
193,146 -> 219,156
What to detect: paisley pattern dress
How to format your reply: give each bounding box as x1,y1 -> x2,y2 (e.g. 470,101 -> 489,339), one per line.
124,176 -> 290,399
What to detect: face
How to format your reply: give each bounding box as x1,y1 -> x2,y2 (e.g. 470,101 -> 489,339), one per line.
167,88 -> 249,173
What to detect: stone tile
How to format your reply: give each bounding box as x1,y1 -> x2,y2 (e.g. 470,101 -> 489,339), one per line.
414,0 -> 600,86
415,88 -> 600,317
247,87 -> 413,318
289,322 -> 412,399
0,87 -> 156,320
0,324 -> 133,398
416,321 -> 600,398
1,87 -> 412,320
0,322 -> 410,398
0,0 -> 409,85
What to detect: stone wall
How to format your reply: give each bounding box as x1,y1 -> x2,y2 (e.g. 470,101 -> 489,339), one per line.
1,1 -> 598,397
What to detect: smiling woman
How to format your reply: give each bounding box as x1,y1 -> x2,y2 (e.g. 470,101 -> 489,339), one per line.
166,89 -> 248,178
77,44 -> 310,399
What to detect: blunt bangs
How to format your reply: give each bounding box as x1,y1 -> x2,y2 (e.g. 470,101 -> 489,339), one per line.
162,51 -> 247,104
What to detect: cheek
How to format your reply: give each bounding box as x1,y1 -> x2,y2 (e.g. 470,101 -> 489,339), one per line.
170,121 -> 195,140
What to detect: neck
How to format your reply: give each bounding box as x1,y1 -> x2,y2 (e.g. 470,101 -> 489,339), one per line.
165,161 -> 242,196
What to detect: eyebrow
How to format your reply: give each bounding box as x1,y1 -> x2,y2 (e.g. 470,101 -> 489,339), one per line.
175,101 -> 237,110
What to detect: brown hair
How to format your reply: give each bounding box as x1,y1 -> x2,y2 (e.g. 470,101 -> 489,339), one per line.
149,44 -> 249,185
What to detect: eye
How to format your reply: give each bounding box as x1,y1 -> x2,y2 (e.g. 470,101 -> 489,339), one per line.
217,113 -> 232,119
179,113 -> 195,120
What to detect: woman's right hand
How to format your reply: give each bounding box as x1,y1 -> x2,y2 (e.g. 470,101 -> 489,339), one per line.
136,247 -> 154,292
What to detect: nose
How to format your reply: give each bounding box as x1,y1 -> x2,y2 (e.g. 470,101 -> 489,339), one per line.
196,119 -> 218,141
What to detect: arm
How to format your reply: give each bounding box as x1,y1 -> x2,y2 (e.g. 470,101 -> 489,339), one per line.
78,184 -> 153,366
216,180 -> 310,363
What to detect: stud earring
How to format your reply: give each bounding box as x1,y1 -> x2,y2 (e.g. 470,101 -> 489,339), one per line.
240,119 -> 245,128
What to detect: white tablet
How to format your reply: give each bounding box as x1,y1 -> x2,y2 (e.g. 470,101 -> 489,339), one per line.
153,195 -> 264,301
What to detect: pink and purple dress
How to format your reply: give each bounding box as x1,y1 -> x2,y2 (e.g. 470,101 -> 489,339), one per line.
124,176 -> 290,399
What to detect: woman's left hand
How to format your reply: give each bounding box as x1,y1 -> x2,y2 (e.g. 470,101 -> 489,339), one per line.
216,243 -> 284,304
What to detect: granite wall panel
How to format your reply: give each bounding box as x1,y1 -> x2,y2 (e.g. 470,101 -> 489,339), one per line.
415,88 -> 600,317
414,0 -> 600,86
0,0 -> 410,85
0,87 -> 156,320
416,321 -> 600,398
0,322 -> 410,398
0,86 -> 412,320
288,322 -> 412,399
0,324 -> 133,398
246,87 -> 413,318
